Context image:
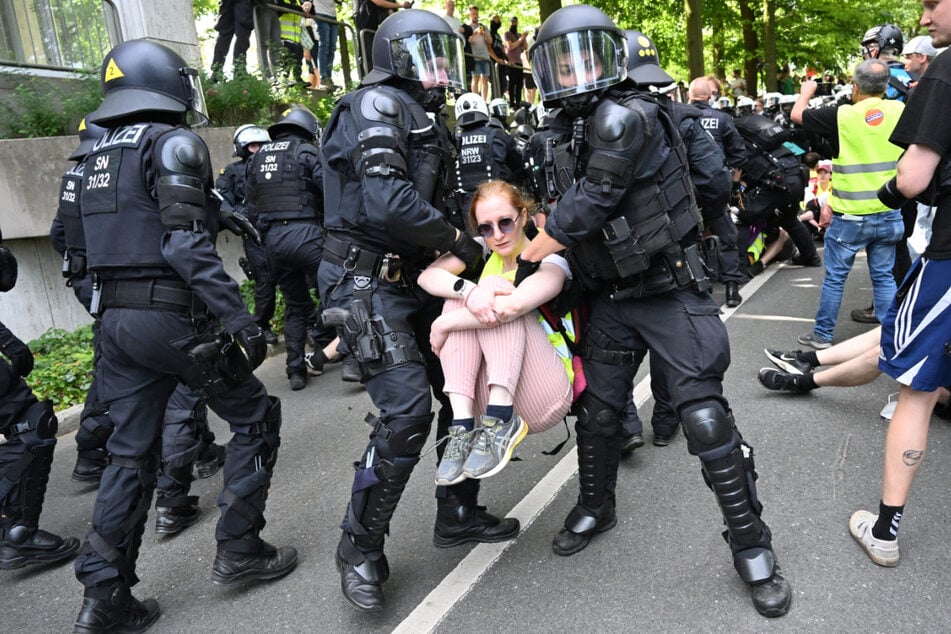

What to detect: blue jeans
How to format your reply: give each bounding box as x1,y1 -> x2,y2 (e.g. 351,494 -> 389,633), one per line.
813,210 -> 904,341
314,15 -> 338,82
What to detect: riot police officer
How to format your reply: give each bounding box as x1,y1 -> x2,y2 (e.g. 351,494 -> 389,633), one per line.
862,24 -> 915,101
217,124 -> 278,344
453,92 -> 523,214
0,230 -> 80,571
318,10 -> 518,612
72,40 -> 296,632
520,6 -> 791,617
245,106 -> 324,391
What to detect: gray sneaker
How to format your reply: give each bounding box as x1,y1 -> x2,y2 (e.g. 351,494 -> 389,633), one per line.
797,332 -> 832,350
435,426 -> 475,486
849,510 -> 899,567
463,414 -> 528,480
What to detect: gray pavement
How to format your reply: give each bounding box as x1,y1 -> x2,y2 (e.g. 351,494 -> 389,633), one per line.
5,250 -> 951,632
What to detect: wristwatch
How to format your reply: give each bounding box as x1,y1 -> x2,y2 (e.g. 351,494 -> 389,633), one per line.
453,277 -> 473,299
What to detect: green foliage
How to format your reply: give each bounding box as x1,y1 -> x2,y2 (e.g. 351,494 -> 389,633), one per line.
26,326 -> 95,410
0,73 -> 102,139
193,0 -> 219,17
202,71 -> 338,128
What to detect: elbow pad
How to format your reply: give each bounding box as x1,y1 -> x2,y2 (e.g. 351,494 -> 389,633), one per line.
350,126 -> 408,179
158,174 -> 208,229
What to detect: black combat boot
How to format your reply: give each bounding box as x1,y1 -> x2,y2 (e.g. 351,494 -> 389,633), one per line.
0,525 -> 79,569
749,561 -> 792,617
192,443 -> 226,480
73,581 -> 160,634
211,540 -> 298,585
552,433 -> 617,556
334,533 -> 388,612
154,496 -> 202,536
433,493 -> 520,548
72,448 -> 108,484
725,281 -> 742,307
551,494 -> 617,556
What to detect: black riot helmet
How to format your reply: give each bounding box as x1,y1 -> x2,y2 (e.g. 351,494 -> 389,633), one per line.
624,30 -> 674,87
362,9 -> 466,89
67,116 -> 107,161
530,5 -> 627,117
232,124 -> 271,158
89,39 -> 208,128
862,24 -> 904,59
268,106 -> 321,142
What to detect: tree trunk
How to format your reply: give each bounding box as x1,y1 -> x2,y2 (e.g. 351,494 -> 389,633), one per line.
685,0 -> 704,79
711,14 -> 725,81
739,0 -> 759,96
538,0 -> 561,23
762,0 -> 776,92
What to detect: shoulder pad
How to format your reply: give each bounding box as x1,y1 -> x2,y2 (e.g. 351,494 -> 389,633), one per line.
155,128 -> 211,179
590,99 -> 647,153
358,87 -> 405,128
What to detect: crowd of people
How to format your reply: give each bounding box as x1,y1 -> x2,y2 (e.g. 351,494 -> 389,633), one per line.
1,0 -> 950,631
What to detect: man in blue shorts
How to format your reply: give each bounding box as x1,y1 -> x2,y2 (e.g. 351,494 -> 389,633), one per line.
848,0 -> 951,568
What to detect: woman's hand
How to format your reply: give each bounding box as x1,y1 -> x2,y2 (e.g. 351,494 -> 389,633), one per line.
430,318 -> 449,357
465,285 -> 510,325
491,294 -> 525,322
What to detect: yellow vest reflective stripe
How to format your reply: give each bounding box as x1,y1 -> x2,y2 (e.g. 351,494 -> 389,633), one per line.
830,98 -> 904,215
280,14 -> 302,43
479,253 -> 575,383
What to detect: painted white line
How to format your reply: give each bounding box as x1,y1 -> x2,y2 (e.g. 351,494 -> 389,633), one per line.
393,258 -> 785,633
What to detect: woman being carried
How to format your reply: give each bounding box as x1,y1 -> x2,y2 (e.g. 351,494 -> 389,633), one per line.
418,180 -> 574,486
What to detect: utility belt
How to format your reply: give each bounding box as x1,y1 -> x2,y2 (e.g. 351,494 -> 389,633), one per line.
257,214 -> 320,234
607,240 -> 716,302
93,278 -> 206,317
61,249 -> 87,280
323,232 -> 415,287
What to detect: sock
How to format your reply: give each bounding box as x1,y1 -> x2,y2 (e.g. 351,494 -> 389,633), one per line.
872,500 -> 904,541
453,417 -> 475,432
800,350 -> 820,367
485,404 -> 514,422
796,373 -> 818,391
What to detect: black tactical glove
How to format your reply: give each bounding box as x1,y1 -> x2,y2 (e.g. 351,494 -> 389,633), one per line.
877,176 -> 908,210
514,256 -> 540,287
233,323 -> 267,370
450,231 -> 483,270
220,208 -> 262,245
0,325 -> 33,377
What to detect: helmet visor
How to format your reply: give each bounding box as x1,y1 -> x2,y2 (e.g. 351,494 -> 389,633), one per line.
182,67 -> 209,127
390,32 -> 465,91
531,30 -> 627,102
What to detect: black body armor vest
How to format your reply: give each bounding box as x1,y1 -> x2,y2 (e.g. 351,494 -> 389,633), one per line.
248,137 -> 321,223
58,162 -> 87,276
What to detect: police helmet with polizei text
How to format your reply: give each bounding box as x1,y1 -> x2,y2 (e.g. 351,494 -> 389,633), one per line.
530,5 -> 627,117
88,39 -> 208,128
68,116 -> 107,161
232,124 -> 271,158
624,30 -> 674,88
268,106 -> 321,142
362,9 -> 465,93
455,93 -> 489,127
862,23 -> 904,59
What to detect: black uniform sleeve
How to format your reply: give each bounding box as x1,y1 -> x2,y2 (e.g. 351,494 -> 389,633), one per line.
545,98 -> 668,248
890,52 -> 951,155
682,119 -> 731,220
153,130 -> 253,334
215,163 -> 240,215
49,216 -> 66,256
720,118 -> 749,170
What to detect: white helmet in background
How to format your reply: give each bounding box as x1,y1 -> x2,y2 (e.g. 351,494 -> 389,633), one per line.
455,92 -> 489,126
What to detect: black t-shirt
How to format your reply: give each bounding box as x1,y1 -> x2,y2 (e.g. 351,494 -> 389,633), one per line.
890,50 -> 951,259
801,103 -> 841,156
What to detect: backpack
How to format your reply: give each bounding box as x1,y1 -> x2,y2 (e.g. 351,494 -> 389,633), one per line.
735,116 -> 807,224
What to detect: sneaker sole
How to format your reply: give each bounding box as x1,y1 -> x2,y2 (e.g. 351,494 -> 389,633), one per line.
849,513 -> 899,567
434,471 -> 468,487
797,336 -> 831,350
763,349 -> 806,375
472,418 -> 528,480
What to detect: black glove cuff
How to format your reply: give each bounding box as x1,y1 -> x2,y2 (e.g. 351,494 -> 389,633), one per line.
877,176 -> 907,210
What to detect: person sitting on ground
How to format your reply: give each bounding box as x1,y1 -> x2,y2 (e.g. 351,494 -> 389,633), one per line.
417,180 -> 575,485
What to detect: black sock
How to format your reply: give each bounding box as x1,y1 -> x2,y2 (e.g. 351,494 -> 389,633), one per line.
454,417 -> 475,432
872,500 -> 904,541
485,404 -> 514,422
796,373 -> 818,391
800,350 -> 820,367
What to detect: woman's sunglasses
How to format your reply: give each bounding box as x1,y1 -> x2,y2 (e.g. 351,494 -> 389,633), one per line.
476,217 -> 517,239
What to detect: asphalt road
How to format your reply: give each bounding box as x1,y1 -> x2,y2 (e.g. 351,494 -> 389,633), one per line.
5,249 -> 951,633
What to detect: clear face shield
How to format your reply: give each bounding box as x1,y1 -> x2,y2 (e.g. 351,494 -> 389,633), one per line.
531,30 -> 627,103
181,67 -> 209,127
390,32 -> 466,92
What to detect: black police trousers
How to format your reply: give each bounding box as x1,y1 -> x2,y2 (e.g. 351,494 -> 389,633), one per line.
74,307 -> 276,588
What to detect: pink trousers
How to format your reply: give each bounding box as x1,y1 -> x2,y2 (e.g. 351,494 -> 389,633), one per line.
440,276 -> 572,433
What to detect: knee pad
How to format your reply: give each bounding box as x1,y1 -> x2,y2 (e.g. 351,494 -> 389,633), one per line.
368,413 -> 433,459
575,391 -> 622,438
76,411 -> 114,451
681,400 -> 739,459
5,401 -> 57,445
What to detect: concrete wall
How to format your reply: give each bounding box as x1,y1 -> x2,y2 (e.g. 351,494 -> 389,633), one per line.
0,126 -> 250,342
110,0 -> 202,67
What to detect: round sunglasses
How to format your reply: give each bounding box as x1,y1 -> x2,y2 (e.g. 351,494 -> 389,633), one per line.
476,216 -> 517,238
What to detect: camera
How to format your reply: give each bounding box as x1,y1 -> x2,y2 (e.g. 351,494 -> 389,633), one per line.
814,81 -> 833,97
